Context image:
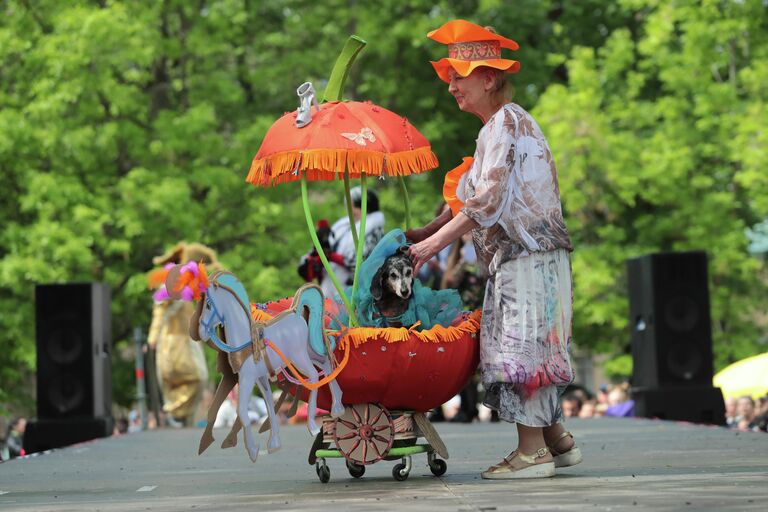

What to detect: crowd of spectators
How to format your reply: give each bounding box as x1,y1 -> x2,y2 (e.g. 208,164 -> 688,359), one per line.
557,382 -> 636,419
725,395 -> 768,432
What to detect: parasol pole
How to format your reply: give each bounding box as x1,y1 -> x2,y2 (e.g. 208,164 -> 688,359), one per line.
293,36 -> 368,327
343,171 -> 358,249
398,176 -> 412,231
325,37 -> 366,249
301,173 -> 359,327
351,173 -> 368,304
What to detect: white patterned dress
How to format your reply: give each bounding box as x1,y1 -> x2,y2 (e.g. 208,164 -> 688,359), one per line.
458,103 -> 574,427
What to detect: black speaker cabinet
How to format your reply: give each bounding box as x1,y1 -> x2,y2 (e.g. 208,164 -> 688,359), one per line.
26,283 -> 113,452
627,251 -> 714,388
632,387 -> 726,426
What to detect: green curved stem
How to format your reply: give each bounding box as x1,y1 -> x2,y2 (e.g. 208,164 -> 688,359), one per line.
323,36 -> 367,102
343,171 -> 358,249
301,173 -> 359,327
398,176 -> 412,231
297,35 -> 368,327
351,174 -> 367,307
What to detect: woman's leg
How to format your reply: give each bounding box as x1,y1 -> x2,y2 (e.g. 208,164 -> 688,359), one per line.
543,422 -> 575,453
481,423 -> 555,479
543,421 -> 583,468
516,424 -> 553,462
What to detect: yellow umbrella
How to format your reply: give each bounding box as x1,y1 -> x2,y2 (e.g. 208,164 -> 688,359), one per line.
713,352 -> 768,400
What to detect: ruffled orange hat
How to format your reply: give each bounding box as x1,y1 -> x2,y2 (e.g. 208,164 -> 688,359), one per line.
428,19 -> 520,83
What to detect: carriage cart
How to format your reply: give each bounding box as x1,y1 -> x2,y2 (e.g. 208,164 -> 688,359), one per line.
253,298 -> 481,483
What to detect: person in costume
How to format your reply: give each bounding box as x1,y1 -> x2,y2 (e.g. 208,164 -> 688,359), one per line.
407,20 -> 581,479
297,219 -> 347,295
147,242 -> 213,427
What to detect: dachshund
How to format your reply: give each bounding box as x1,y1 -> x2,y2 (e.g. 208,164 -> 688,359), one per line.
371,247 -> 414,327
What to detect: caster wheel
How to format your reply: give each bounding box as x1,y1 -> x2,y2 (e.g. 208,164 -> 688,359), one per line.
429,458 -> 447,476
346,461 -> 365,478
392,463 -> 409,481
316,462 -> 331,483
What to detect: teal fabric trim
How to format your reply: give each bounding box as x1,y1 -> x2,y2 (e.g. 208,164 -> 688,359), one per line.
297,286 -> 335,356
334,229 -> 463,330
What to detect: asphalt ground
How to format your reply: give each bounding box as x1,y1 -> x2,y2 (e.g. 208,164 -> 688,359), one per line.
1,417 -> 766,511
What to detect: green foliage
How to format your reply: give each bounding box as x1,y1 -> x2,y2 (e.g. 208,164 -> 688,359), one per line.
534,0 -> 768,370
603,354 -> 633,383
1,0 -> 766,414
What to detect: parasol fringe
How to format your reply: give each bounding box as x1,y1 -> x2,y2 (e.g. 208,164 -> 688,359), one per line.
246,146 -> 439,187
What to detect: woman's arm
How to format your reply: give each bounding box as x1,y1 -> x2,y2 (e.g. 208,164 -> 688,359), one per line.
404,206 -> 452,243
408,212 -> 478,275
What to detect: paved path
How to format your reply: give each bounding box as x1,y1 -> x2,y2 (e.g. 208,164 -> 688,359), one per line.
1,417 -> 766,511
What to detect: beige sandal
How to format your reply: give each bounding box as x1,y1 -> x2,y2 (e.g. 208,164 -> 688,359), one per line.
548,431 -> 583,468
481,447 -> 555,479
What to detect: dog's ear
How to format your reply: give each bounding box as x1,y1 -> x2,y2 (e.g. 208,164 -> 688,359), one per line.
371,265 -> 385,300
397,245 -> 412,263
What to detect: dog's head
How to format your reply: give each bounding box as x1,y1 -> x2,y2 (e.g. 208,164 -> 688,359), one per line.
372,247 -> 414,301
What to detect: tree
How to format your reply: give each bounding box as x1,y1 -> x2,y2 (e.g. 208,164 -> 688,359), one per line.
2,0 -> 594,414
533,0 -> 768,368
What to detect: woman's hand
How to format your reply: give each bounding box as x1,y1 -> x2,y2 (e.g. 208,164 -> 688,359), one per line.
408,237 -> 441,276
409,211 -> 479,277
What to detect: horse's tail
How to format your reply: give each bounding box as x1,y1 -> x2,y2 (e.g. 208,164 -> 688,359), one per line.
295,284 -> 328,356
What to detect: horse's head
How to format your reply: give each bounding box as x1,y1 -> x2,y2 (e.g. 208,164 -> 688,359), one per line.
193,272 -> 252,345
195,285 -> 222,343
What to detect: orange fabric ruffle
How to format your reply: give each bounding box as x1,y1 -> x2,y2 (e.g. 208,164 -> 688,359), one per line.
443,156 -> 474,217
148,267 -> 171,289
250,306 -> 481,348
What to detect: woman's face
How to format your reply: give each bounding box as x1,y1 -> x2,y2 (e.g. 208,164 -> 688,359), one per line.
447,69 -> 489,116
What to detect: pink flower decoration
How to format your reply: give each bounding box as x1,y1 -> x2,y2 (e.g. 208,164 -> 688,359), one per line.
180,287 -> 194,301
153,288 -> 170,302
181,261 -> 199,277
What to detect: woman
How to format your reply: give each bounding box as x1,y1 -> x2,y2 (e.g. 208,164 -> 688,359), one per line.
407,20 -> 581,479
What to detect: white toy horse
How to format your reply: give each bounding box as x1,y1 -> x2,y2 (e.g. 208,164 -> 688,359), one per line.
166,263 -> 344,462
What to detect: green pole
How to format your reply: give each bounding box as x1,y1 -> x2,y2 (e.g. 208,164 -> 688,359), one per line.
301,173 -> 359,327
343,171 -> 358,249
294,35 -> 368,327
398,176 -> 412,231
351,174 -> 368,306
328,37 -> 366,253
323,36 -> 367,102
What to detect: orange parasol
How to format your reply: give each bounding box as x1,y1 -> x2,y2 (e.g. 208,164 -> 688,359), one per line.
246,100 -> 438,187
245,37 -> 438,326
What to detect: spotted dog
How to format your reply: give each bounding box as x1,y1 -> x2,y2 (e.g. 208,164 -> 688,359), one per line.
371,247 -> 414,327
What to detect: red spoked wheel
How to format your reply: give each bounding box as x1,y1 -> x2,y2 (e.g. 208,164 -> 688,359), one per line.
333,403 -> 394,465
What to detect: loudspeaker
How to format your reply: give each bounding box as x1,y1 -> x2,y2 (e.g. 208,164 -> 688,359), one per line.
26,283 -> 112,452
631,387 -> 726,426
627,251 -> 714,388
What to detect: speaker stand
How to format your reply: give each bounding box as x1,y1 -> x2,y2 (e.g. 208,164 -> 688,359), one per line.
23,416 -> 114,454
631,386 -> 726,426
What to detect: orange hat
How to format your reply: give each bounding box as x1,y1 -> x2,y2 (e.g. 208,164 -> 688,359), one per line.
427,19 -> 520,83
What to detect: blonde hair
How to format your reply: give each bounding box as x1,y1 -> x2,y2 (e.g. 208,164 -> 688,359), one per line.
481,26 -> 512,103
480,67 -> 513,104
